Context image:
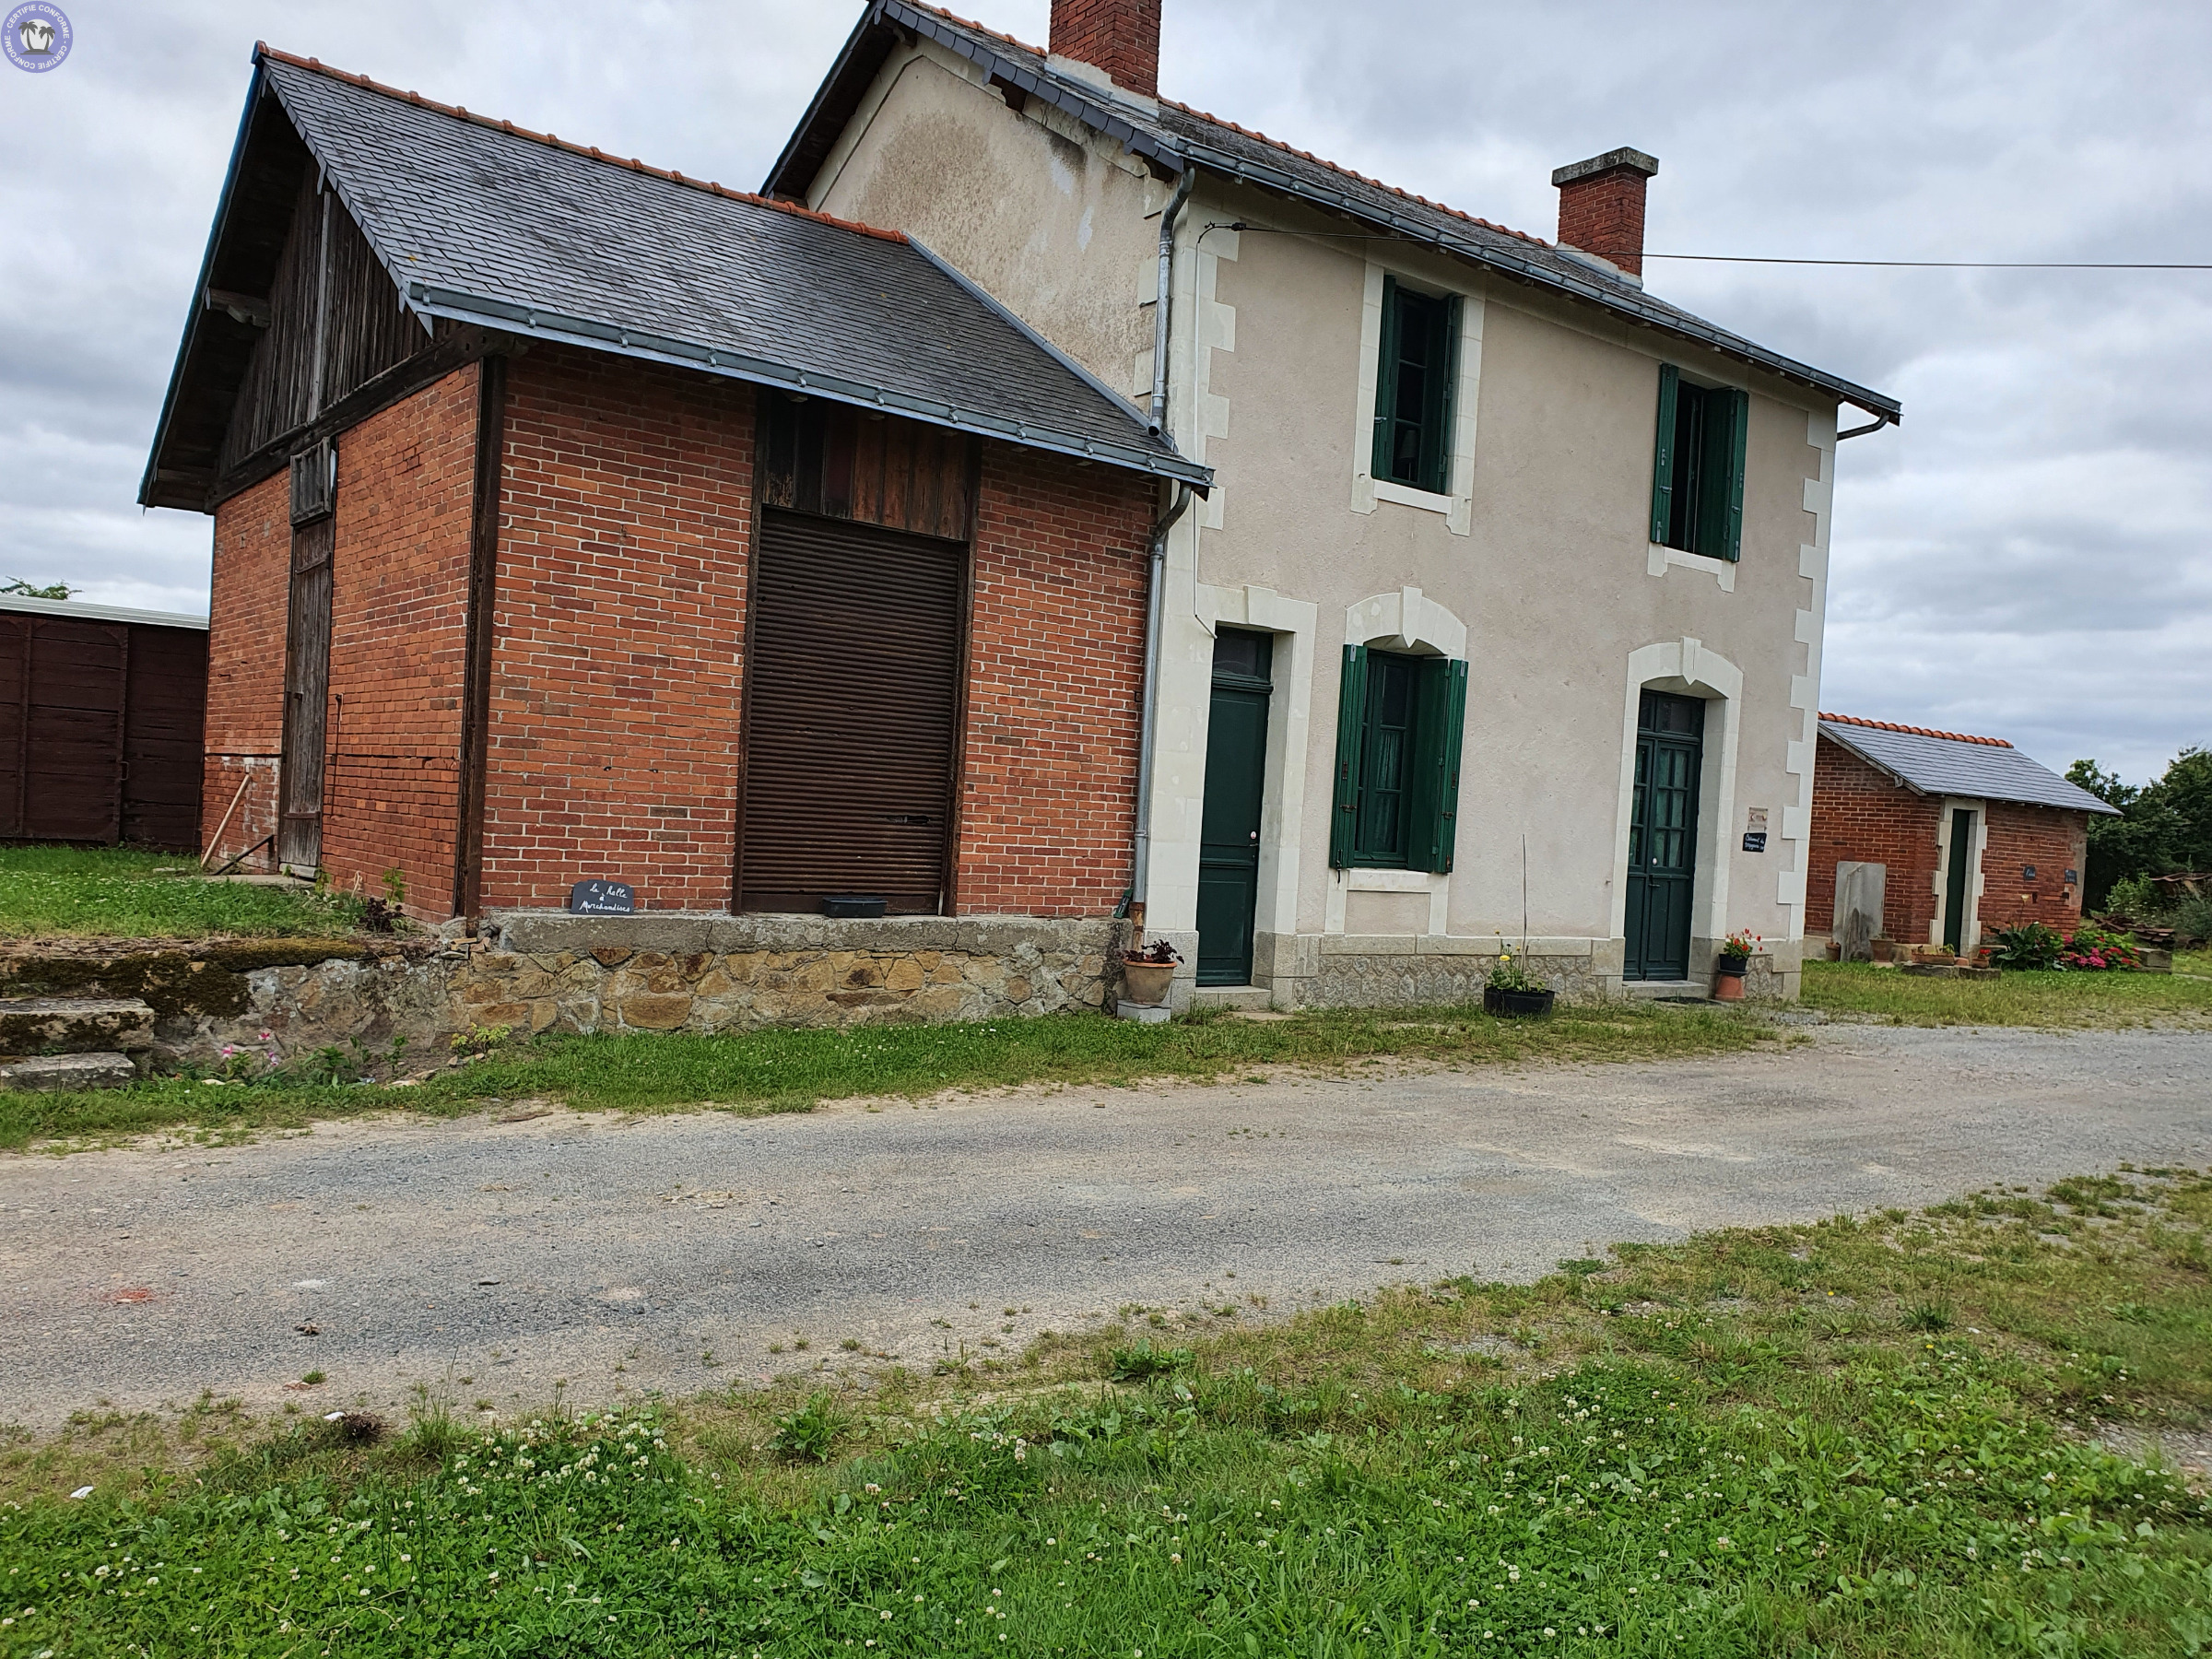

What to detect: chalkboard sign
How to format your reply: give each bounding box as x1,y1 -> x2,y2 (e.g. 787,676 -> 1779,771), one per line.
1741,832 -> 1768,853
569,879 -> 636,915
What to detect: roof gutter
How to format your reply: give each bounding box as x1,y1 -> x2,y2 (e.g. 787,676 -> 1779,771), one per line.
1836,408 -> 1896,441
403,280 -> 1212,488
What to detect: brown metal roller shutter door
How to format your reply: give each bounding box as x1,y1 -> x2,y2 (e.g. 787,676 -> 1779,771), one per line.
739,510 -> 965,914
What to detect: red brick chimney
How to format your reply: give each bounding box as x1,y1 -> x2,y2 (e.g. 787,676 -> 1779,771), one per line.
1551,147 -> 1659,277
1050,0 -> 1160,98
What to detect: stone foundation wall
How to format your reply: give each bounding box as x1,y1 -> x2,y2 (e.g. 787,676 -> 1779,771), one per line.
1256,933 -> 1626,1009
455,912 -> 1128,1036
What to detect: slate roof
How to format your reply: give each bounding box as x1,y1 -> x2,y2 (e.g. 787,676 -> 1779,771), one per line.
1818,714 -> 2119,815
766,1 -> 1900,424
144,48 -> 1206,504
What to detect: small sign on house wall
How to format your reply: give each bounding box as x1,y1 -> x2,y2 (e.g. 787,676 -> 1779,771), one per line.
568,879 -> 636,915
1742,806 -> 1769,853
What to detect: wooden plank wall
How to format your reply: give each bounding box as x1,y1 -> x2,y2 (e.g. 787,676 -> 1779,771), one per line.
758,393 -> 977,543
218,176 -> 422,475
0,616 -> 206,849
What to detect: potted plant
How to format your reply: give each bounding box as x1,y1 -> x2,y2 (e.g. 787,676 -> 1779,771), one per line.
1120,937 -> 1182,1006
1712,930 -> 1761,1001
1482,950 -> 1554,1018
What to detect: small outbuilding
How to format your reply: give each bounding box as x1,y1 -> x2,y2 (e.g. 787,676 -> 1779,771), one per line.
1806,712 -> 2120,957
140,47 -> 1204,942
0,594 -> 207,850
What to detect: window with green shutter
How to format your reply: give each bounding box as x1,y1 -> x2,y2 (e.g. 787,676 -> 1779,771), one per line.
1650,364 -> 1748,561
1371,277 -> 1462,496
1329,644 -> 1468,872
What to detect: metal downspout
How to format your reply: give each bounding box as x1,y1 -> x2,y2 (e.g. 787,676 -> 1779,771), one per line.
1131,165 -> 1199,930
1132,482 -> 1193,928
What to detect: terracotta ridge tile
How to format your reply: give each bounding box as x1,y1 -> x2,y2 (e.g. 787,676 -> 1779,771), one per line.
253,42 -> 907,243
1819,712 -> 2014,748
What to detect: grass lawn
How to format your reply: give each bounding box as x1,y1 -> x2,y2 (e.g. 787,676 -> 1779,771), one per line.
0,844 -> 365,940
6,1171 -> 2212,1655
1803,959 -> 2212,1029
0,1000 -> 1782,1151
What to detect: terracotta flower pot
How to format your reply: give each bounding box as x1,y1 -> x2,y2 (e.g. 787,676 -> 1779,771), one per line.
1712,954 -> 1748,1001
1120,959 -> 1176,1006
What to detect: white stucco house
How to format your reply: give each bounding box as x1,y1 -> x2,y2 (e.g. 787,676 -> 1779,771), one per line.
765,0 -> 1900,1005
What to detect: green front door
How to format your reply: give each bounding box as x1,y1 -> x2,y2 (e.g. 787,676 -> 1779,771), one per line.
1943,808 -> 1976,953
1196,630 -> 1272,987
1623,690 -> 1704,982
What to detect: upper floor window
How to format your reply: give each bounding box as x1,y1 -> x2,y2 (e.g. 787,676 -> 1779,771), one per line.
1371,276 -> 1462,496
1650,364 -> 1749,562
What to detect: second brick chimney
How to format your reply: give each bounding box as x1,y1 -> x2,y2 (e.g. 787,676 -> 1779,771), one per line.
1551,148 -> 1659,278
1050,0 -> 1160,99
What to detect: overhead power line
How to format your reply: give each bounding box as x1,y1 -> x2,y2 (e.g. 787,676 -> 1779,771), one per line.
1646,254 -> 2212,269
1202,227 -> 2211,269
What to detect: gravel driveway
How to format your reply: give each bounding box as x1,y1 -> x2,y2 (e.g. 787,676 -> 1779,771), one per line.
3,1024 -> 2207,1429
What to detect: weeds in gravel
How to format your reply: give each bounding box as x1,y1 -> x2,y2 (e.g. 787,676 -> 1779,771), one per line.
0,1001 -> 1782,1151
7,1170 -> 2212,1654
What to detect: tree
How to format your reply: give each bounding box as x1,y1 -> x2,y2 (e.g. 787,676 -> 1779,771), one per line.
2070,748 -> 2212,907
0,578 -> 71,600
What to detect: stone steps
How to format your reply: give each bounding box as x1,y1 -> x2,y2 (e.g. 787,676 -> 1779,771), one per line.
0,1052 -> 138,1091
0,995 -> 156,1055
1190,984 -> 1274,1011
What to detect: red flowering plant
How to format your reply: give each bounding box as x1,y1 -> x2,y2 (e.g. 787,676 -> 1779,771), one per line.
2056,921 -> 2141,971
1720,930 -> 1764,960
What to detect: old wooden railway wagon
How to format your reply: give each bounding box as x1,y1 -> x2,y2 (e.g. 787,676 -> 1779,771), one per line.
0,595 -> 207,851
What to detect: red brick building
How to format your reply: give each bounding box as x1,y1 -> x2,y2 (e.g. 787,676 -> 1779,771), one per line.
1806,713 -> 2119,955
141,48 -> 1206,927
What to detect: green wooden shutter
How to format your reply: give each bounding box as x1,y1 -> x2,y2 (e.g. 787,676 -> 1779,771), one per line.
1330,644 -> 1370,869
1697,387 -> 1749,561
1408,656 -> 1469,874
1722,387 -> 1749,561
1419,294 -> 1462,495
1371,276 -> 1401,481
1650,363 -> 1678,544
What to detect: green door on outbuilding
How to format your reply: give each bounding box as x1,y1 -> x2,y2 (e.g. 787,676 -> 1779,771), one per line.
1196,630 -> 1272,987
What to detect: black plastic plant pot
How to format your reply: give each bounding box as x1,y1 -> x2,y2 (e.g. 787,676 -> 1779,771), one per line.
1483,986 -> 1556,1018
821,894 -> 888,919
1715,954 -> 1749,977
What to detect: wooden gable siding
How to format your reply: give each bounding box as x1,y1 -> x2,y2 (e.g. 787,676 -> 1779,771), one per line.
218,174 -> 424,476
759,392 -> 978,543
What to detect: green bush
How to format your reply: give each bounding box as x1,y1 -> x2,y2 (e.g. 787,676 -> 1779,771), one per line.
1990,920 -> 2062,970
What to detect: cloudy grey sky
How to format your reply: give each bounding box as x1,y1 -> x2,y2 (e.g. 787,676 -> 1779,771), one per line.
5,0 -> 2207,782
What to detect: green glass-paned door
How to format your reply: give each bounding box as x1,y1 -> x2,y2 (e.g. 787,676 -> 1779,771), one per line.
1623,690 -> 1704,982
1943,808 -> 1975,953
1197,631 -> 1273,987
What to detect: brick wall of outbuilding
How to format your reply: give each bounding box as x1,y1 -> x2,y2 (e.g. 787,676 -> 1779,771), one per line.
316,365 -> 480,918
955,441 -> 1152,916
481,344 -> 756,912
201,469 -> 292,872
1806,733 -> 2090,947
1975,799 -> 2089,935
1806,735 -> 1942,940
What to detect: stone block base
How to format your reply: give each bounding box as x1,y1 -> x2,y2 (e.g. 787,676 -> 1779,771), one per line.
454,912 -> 1132,1037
